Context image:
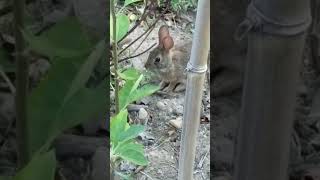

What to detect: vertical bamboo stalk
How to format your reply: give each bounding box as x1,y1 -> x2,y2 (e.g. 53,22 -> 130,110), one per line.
13,0 -> 29,169
233,0 -> 311,179
178,0 -> 210,179
111,0 -> 119,114
110,1 -> 120,179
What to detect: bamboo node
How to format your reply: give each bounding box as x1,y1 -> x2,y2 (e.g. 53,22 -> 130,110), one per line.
185,61 -> 207,73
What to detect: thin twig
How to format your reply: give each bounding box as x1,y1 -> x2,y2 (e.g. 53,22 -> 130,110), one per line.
132,24 -> 156,54
119,18 -> 159,56
117,0 -> 150,44
140,171 -> 155,180
0,67 -> 16,94
117,3 -> 170,57
110,43 -> 156,66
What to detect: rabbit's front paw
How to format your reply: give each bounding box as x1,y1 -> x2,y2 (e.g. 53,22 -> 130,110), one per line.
173,83 -> 186,92
163,82 -> 178,92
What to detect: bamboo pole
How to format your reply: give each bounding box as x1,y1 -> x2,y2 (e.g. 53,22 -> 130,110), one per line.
177,0 -> 210,179
14,0 -> 29,169
233,0 -> 311,179
111,0 -> 119,114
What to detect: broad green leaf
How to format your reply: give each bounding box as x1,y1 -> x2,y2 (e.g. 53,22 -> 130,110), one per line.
13,150 -> 56,180
119,125 -> 144,142
119,80 -> 135,110
127,84 -> 160,106
110,109 -> 128,144
40,17 -> 94,55
118,68 -> 140,81
22,17 -> 93,59
119,75 -> 144,110
110,14 -> 129,42
64,40 -> 106,103
118,142 -> 148,166
124,0 -> 143,6
27,58 -> 107,157
22,29 -> 84,59
130,74 -> 143,95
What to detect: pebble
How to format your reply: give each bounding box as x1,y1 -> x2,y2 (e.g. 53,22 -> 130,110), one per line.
173,105 -> 184,115
169,117 -> 183,129
138,108 -> 148,120
156,101 -> 166,110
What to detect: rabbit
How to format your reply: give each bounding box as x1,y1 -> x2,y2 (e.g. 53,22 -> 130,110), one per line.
144,25 -> 192,93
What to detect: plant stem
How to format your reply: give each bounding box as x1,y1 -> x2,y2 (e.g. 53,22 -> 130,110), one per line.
111,0 -> 119,114
13,0 -> 29,169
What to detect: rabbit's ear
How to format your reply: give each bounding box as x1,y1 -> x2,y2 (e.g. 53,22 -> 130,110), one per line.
162,36 -> 174,51
158,25 -> 170,46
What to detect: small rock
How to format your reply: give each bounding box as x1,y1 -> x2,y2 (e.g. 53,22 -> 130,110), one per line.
169,117 -> 183,129
110,91 -> 115,101
140,96 -> 152,105
134,166 -> 145,173
173,105 -> 184,115
156,101 -> 166,110
119,161 -> 135,172
168,130 -> 176,136
138,108 -> 148,120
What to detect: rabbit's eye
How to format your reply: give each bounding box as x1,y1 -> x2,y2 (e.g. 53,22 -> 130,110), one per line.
155,57 -> 160,63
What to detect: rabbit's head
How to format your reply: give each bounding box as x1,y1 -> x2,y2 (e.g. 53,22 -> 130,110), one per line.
145,25 -> 174,70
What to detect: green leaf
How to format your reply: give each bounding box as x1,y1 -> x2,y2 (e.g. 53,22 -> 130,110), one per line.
118,75 -> 144,110
27,58 -> 107,157
110,14 -> 129,42
13,150 -> 56,180
130,75 -> 143,94
110,109 -> 129,144
22,17 -> 93,59
127,84 -> 160,106
118,142 -> 148,166
119,80 -> 134,110
118,68 -> 140,81
124,0 -> 143,6
64,40 -> 106,103
119,125 -> 144,142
